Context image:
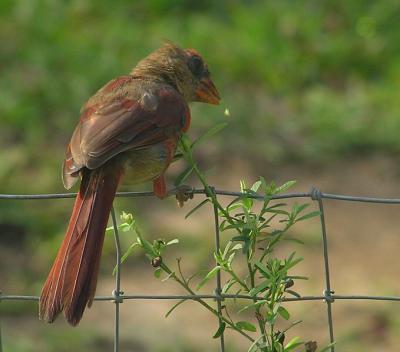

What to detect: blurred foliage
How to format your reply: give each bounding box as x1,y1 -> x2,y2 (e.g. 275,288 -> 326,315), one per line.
2,0 -> 400,186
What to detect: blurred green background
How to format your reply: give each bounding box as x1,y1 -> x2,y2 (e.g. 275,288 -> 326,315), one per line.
1,0 -> 400,351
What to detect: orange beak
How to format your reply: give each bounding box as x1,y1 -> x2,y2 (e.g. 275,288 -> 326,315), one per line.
195,76 -> 220,105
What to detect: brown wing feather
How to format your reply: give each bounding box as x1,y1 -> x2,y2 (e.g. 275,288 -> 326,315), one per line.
62,78 -> 189,188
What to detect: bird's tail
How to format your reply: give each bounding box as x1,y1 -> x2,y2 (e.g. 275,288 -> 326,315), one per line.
39,165 -> 122,326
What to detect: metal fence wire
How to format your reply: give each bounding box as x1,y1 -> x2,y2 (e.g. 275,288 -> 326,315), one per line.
2,187 -> 400,351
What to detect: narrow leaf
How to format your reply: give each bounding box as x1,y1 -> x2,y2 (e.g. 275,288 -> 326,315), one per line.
222,278 -> 237,294
213,322 -> 226,338
185,199 -> 210,219
319,342 -> 336,352
154,267 -> 162,278
137,233 -> 157,257
161,271 -> 175,282
236,321 -> 257,332
293,203 -> 309,215
284,336 -> 304,350
192,122 -> 228,147
196,266 -> 221,290
275,180 -> 297,193
296,211 -> 321,222
237,300 -> 267,313
113,242 -> 140,275
285,290 -> 301,298
249,280 -> 270,296
254,261 -> 271,278
166,239 -> 179,246
165,299 -> 187,318
174,165 -> 194,186
251,180 -> 262,192
277,306 -> 290,320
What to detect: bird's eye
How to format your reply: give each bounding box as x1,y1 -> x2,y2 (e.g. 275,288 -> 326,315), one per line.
188,56 -> 204,77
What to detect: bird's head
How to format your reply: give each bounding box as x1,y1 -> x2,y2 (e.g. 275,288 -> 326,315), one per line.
132,42 -> 220,105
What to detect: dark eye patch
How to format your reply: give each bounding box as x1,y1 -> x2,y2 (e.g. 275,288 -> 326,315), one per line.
188,55 -> 204,77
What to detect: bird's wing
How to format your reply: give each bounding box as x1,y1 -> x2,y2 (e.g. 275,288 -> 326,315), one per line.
62,77 -> 190,189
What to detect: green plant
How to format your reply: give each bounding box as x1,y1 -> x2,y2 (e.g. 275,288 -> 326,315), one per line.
111,126 -> 334,352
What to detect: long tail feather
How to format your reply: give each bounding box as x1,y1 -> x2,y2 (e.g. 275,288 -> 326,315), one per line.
39,165 -> 122,326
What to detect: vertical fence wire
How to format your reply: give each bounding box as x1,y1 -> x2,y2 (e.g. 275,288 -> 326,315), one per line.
212,195 -> 225,351
312,189 -> 335,351
111,206 -> 122,352
0,291 -> 2,352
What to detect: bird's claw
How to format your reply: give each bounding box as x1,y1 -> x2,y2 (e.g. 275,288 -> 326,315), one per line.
174,185 -> 194,208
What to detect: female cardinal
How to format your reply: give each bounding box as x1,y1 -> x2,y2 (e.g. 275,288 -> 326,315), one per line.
39,43 -> 220,326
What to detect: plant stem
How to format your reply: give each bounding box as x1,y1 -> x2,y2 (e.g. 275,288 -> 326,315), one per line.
248,260 -> 268,349
159,262 -> 258,344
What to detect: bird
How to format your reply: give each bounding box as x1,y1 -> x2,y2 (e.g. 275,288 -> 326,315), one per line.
39,42 -> 220,326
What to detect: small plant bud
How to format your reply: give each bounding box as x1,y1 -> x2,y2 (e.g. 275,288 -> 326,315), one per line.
151,256 -> 162,267
176,185 -> 194,207
305,341 -> 318,352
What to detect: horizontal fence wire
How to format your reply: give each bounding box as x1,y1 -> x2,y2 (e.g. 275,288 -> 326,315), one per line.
1,187 -> 400,352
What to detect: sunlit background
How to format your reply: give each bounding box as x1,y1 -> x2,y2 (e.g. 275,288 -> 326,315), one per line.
1,1 -> 400,351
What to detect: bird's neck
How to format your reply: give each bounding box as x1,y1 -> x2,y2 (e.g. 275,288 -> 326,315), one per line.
131,66 -> 180,95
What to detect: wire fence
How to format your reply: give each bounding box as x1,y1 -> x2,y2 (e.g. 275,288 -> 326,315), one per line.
1,187 -> 400,351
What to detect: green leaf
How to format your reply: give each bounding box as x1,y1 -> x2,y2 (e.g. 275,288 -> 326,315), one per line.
283,237 -> 305,245
179,133 -> 192,150
226,203 -> 242,212
161,272 -> 175,282
137,232 -> 157,257
278,306 -> 290,320
319,342 -> 336,352
285,289 -> 301,298
221,241 -> 232,258
154,267 -> 162,278
165,299 -> 187,318
266,208 -> 290,216
249,280 -> 270,296
171,152 -> 183,162
241,196 -> 253,211
174,165 -> 194,186
296,211 -> 321,222
284,257 -> 303,271
192,122 -> 228,147
237,300 -> 267,313
222,278 -> 237,294
236,321 -> 257,332
287,275 -> 308,280
113,242 -> 140,275
254,261 -> 271,278
227,252 -> 236,266
166,239 -> 179,246
231,243 -> 243,251
292,203 -> 309,216
185,199 -> 210,218
213,322 -> 226,338
284,337 -> 304,350
273,341 -> 285,352
231,235 -> 248,242
251,180 -> 262,193
196,266 -> 221,290
275,180 -> 297,194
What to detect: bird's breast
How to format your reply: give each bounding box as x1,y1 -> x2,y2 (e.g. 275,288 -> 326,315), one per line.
122,143 -> 171,185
